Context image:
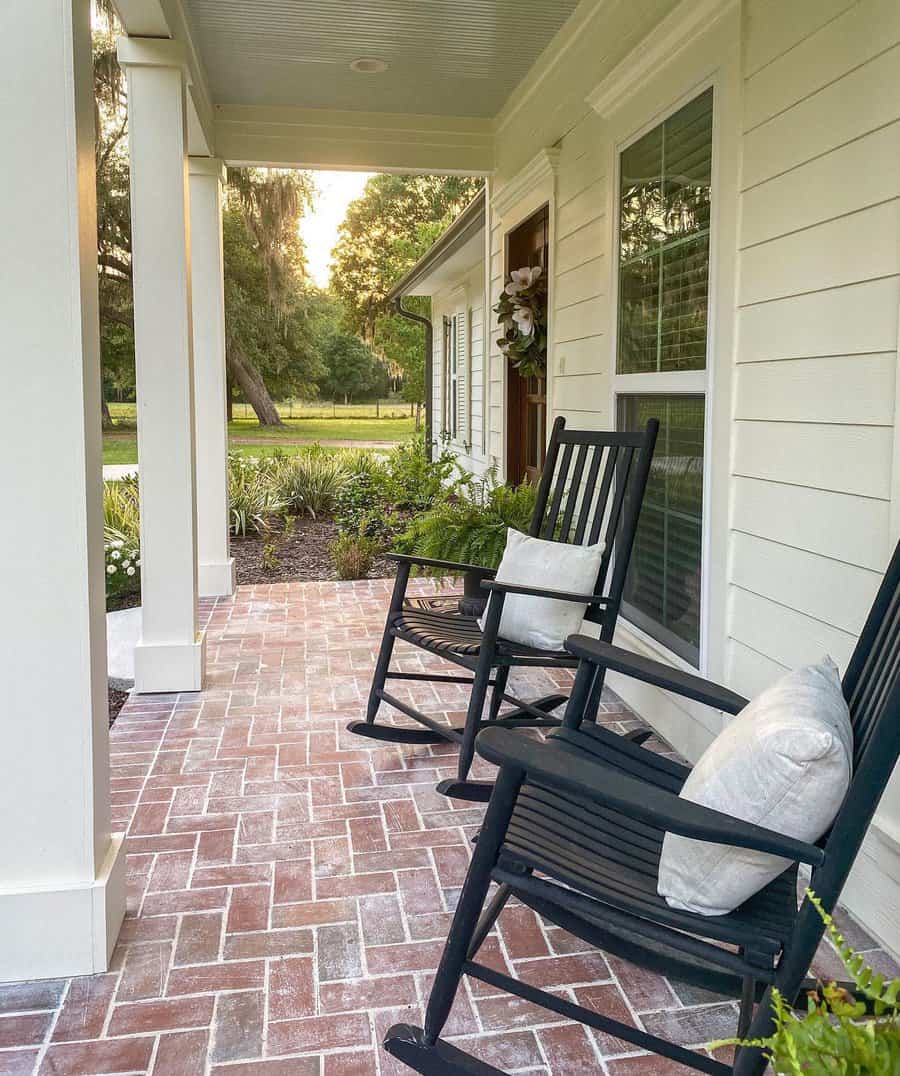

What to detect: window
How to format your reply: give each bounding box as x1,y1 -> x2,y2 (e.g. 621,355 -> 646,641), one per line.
615,88 -> 713,664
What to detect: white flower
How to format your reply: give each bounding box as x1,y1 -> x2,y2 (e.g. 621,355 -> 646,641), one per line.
136,558 -> 142,567
126,567 -> 136,577
107,564 -> 117,575
122,559 -> 130,569
511,305 -> 534,337
511,265 -> 541,288
110,550 -> 121,560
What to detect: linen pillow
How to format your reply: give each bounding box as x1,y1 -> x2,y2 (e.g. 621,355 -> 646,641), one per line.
658,657 -> 852,916
478,528 -> 605,651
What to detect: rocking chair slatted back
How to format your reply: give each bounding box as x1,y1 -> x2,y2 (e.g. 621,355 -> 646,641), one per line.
842,541 -> 900,768
529,417 -> 659,629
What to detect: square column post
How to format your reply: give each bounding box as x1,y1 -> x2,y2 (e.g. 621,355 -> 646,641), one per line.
189,158 -> 235,597
118,37 -> 205,692
0,0 -> 125,980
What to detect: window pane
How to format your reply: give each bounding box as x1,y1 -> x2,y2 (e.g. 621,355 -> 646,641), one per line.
618,253 -> 659,374
617,88 -> 712,375
659,234 -> 710,372
618,394 -> 704,663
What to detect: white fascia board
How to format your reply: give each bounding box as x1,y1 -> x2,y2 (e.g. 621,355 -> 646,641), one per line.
398,231 -> 485,298
214,106 -> 494,174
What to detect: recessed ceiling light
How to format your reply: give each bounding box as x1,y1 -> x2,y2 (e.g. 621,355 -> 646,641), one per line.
349,57 -> 389,74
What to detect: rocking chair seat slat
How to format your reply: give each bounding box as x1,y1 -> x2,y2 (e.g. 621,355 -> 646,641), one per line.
392,605 -> 569,662
499,774 -> 799,955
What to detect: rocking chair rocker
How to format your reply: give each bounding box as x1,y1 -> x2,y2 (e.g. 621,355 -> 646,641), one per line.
347,416 -> 659,801
385,538 -> 900,1075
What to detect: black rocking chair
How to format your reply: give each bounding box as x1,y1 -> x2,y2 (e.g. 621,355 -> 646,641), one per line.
347,416 -> 659,800
385,538 -> 900,1076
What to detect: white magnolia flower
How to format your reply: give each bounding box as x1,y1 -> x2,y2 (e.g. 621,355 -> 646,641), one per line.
126,567 -> 136,577
511,305 -> 534,336
107,564 -> 116,575
122,560 -> 131,570
110,550 -> 121,560
510,265 -> 541,289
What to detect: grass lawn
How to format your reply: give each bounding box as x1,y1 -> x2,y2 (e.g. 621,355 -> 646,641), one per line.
103,412 -> 416,465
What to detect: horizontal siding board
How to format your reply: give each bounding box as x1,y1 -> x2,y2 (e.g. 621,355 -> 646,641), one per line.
555,257 -> 607,307
554,334 -> 608,377
732,419 -> 893,498
556,217 -> 605,276
729,531 -> 883,635
554,296 -> 608,344
730,477 -> 892,571
729,586 -> 857,670
741,123 -> 900,247
739,200 -> 900,305
742,45 -> 900,188
743,0 -> 855,77
557,146 -> 608,207
734,354 -> 897,425
726,637 -> 790,699
557,179 -> 606,240
552,373 -> 607,413
737,277 -> 900,361
744,0 -> 900,129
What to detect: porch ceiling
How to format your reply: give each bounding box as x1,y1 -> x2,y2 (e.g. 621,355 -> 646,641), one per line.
182,0 -> 580,117
112,0 -> 583,170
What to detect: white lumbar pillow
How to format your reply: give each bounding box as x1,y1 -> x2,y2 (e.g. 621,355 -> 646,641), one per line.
479,528 -> 605,652
658,657 -> 852,917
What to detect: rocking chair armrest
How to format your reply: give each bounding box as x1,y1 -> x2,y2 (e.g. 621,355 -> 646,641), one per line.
386,553 -> 497,577
482,580 -> 608,608
476,727 -> 826,867
564,636 -> 749,716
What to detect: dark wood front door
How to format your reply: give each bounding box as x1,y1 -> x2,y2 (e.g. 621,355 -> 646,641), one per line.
505,204 -> 549,486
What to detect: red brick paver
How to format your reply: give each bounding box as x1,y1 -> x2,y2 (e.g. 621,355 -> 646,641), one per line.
2,578 -> 897,1075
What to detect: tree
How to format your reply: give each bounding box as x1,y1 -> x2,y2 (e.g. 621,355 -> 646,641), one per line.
330,175 -> 482,340
222,172 -> 319,425
90,8 -> 321,429
318,333 -> 387,404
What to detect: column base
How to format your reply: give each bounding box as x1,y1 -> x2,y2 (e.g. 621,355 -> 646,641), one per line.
0,834 -> 126,982
134,630 -> 206,693
198,557 -> 235,598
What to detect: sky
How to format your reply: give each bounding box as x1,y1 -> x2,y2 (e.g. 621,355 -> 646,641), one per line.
300,170 -> 374,288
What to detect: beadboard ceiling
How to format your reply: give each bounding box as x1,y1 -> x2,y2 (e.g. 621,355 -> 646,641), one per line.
182,0 -> 582,116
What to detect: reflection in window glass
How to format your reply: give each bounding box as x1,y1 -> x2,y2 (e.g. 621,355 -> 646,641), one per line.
618,88 -> 713,374
618,394 -> 705,663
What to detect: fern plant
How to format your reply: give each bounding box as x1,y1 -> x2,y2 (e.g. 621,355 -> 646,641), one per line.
714,891 -> 900,1074
395,473 -> 538,571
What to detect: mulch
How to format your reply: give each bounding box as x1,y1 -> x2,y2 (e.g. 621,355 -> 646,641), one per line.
108,513 -> 395,725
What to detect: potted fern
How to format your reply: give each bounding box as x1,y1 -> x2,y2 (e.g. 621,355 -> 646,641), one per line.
715,892 -> 900,1073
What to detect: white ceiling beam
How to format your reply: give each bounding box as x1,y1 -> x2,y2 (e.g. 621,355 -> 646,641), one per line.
214,105 -> 494,174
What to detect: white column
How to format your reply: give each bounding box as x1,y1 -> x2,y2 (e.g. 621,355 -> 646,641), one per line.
118,37 -> 205,692
189,158 -> 235,597
0,0 -> 125,980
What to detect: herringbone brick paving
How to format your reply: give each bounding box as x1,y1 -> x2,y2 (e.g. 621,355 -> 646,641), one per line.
2,578 -> 897,1075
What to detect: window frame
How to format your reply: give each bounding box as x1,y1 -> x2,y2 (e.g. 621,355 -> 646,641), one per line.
610,78 -> 719,673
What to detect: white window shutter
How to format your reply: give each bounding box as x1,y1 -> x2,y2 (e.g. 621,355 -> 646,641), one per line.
456,309 -> 467,442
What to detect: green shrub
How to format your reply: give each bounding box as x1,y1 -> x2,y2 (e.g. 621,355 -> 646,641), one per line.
228,455 -> 284,536
334,451 -> 395,540
395,472 -> 538,571
382,432 -> 463,512
330,533 -> 380,580
104,478 -> 141,601
271,450 -> 349,518
715,892 -> 900,1074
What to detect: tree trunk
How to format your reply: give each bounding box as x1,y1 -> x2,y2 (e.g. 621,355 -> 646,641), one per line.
226,374 -> 234,422
226,341 -> 283,426
101,396 -> 114,430
415,402 -> 422,430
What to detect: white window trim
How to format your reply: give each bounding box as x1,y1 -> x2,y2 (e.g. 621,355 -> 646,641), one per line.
609,76 -> 720,673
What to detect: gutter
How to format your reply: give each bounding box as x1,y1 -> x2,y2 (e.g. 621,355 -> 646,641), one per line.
393,298 -> 434,461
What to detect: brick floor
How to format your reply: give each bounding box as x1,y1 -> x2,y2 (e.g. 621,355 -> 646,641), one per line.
2,578 -> 897,1075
